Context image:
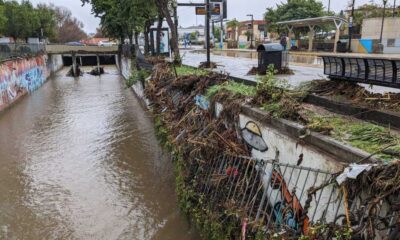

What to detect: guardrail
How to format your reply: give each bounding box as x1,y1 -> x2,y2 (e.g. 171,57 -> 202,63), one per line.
322,55 -> 400,89
0,43 -> 45,61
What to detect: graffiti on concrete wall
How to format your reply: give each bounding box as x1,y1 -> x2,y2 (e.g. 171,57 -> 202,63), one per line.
0,55 -> 48,110
241,120 -> 310,233
241,121 -> 268,152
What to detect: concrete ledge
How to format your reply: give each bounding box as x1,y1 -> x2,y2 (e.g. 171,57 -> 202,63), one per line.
240,105 -> 378,164
305,94 -> 400,129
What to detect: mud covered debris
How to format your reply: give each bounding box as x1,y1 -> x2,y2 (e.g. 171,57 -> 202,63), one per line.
307,80 -> 400,112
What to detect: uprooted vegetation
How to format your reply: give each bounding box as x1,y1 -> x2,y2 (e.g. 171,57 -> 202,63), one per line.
143,63 -> 400,239
305,80 -> 400,112
201,66 -> 400,161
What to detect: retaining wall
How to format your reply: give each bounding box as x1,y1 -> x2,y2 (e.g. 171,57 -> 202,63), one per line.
120,57 -> 396,238
0,54 -> 63,112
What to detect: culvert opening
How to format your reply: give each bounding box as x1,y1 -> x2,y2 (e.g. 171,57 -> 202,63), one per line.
62,55 -> 115,77
62,55 -> 116,66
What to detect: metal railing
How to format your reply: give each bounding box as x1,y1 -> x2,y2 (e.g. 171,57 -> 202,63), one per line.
192,152 -> 338,236
189,150 -> 399,238
0,43 -> 45,61
322,55 -> 400,89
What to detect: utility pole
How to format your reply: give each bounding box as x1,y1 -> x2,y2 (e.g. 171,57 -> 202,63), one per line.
247,14 -> 254,49
328,0 -> 331,13
220,19 -> 223,49
205,0 -> 211,67
393,0 -> 397,17
380,0 -> 388,44
348,0 -> 356,52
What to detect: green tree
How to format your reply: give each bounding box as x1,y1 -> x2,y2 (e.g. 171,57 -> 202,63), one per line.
352,2 -> 399,34
35,4 -> 57,41
264,0 -> 325,35
0,0 -> 6,35
227,19 -> 244,46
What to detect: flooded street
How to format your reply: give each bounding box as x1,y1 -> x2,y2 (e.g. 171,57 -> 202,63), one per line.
0,66 -> 200,240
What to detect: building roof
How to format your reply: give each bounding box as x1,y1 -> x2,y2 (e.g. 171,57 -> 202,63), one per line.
179,25 -> 204,29
277,16 -> 348,28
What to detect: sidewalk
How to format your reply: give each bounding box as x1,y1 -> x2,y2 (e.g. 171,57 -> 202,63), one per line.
181,50 -> 327,86
181,50 -> 400,94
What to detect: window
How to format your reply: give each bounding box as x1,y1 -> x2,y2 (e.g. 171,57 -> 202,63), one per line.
387,39 -> 395,47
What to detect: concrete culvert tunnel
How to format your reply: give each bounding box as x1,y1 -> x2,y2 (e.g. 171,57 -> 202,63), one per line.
62,55 -> 116,66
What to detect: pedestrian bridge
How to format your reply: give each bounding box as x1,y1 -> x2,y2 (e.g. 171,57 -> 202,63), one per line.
46,44 -> 118,55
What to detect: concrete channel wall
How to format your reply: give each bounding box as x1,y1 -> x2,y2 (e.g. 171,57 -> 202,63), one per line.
119,56 -> 394,238
0,54 -> 63,112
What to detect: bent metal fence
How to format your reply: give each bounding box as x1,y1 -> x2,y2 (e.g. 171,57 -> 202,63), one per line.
191,152 -> 399,238
322,55 -> 400,89
0,43 -> 45,61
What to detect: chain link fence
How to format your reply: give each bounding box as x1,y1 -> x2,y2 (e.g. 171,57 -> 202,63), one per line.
0,43 -> 45,62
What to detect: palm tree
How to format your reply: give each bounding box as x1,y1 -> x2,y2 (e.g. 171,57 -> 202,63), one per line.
227,19 -> 239,42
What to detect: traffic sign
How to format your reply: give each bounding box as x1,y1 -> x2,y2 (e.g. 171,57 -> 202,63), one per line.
195,7 -> 206,15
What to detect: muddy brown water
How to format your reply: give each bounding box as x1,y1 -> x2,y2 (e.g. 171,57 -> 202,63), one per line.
0,66 -> 200,240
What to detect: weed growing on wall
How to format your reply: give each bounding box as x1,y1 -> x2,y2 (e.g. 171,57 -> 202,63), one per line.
125,69 -> 150,88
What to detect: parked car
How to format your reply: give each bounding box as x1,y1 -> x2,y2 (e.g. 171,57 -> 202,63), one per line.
66,42 -> 85,46
98,41 -> 115,47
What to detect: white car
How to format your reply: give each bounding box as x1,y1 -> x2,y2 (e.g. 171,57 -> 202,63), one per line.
98,41 -> 114,47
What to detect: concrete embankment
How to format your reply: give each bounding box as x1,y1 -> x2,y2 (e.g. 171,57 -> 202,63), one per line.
0,54 -> 63,112
119,55 -> 399,239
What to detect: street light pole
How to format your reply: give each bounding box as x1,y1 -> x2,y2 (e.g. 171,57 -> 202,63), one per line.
247,14 -> 254,49
348,0 -> 355,52
328,0 -> 331,13
380,0 -> 388,44
206,0 -> 211,67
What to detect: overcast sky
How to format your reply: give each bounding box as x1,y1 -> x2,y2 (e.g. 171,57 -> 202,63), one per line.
27,0 -> 379,33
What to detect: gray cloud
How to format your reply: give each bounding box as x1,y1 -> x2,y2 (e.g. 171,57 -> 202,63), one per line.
28,0 -> 100,33
28,0 -> 384,32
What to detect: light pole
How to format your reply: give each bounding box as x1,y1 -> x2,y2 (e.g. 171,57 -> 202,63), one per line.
393,0 -> 397,17
246,14 -> 254,49
206,0 -> 211,67
328,0 -> 331,13
380,0 -> 388,44
348,0 -> 356,52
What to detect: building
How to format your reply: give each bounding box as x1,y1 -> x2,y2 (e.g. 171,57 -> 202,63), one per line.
178,25 -> 205,42
226,20 -> 267,47
357,17 -> 400,54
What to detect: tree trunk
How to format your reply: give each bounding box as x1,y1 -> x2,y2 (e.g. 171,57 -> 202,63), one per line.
144,22 -> 151,55
134,31 -> 139,46
156,14 -> 163,54
164,12 -> 180,63
155,0 -> 180,63
236,27 -> 240,48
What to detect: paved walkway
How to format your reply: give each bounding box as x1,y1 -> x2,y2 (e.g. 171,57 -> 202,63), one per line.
181,50 -> 327,86
181,50 -> 400,94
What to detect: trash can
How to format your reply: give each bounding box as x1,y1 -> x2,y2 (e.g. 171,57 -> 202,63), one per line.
257,43 -> 286,74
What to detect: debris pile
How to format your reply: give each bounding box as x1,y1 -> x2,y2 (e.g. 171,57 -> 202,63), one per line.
307,80 -> 400,112
143,63 -> 400,239
145,63 -> 268,238
247,66 -> 294,76
198,61 -> 217,69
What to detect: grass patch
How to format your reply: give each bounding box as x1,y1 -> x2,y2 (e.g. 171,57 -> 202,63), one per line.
305,111 -> 400,161
206,81 -> 256,99
175,65 -> 208,76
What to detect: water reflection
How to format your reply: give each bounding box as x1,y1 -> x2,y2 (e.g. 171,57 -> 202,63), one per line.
0,66 -> 199,240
